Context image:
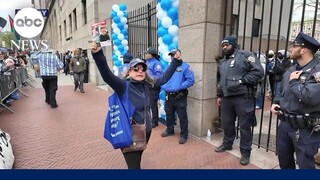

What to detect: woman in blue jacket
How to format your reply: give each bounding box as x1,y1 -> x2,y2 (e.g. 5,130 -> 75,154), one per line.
90,41 -> 182,169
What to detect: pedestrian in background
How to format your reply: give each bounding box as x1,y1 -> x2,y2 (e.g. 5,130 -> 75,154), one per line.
90,41 -> 182,169
216,36 -> 264,165
161,49 -> 195,144
119,52 -> 133,78
69,48 -> 87,93
34,49 -> 64,109
270,32 -> 320,169
145,47 -> 163,128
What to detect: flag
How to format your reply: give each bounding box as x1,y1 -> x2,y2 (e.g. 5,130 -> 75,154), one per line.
0,16 -> 7,28
8,15 -> 20,40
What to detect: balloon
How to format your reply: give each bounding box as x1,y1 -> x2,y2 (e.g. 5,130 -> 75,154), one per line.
112,55 -> 118,61
113,28 -> 121,35
169,42 -> 178,51
112,4 -> 120,12
120,17 -> 127,24
167,7 -> 178,19
111,34 -> 117,40
159,91 -> 166,100
124,46 -> 129,51
159,44 -> 168,54
160,0 -> 172,11
124,24 -> 128,29
121,39 -> 128,46
173,36 -> 179,43
172,0 -> 179,8
158,37 -> 163,45
118,45 -> 124,52
121,29 -> 128,35
173,19 -> 179,26
161,60 -> 169,69
118,56 -> 123,61
161,16 -> 172,28
114,60 -> 122,67
156,9 -> 167,20
114,39 -> 121,46
119,4 -> 127,11
117,11 -> 124,18
113,45 -> 118,51
162,34 -> 173,45
157,27 -> 168,37
113,17 -> 120,23
111,11 -> 117,18
115,51 -> 121,56
123,11 -> 128,18
162,53 -> 171,62
168,25 -> 179,37
117,23 -> 124,30
111,22 -> 116,29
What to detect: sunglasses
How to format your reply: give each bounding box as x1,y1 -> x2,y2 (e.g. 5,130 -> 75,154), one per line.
131,66 -> 147,72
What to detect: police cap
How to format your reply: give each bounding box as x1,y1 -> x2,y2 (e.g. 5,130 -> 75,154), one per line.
145,47 -> 158,55
168,48 -> 181,56
129,58 -> 147,69
292,32 -> 320,53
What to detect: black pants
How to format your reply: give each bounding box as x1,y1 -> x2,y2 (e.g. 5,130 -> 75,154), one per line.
220,95 -> 255,156
150,88 -> 160,124
122,131 -> 151,169
165,94 -> 188,138
41,76 -> 58,108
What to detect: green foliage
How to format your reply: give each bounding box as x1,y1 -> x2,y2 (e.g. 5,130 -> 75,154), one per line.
0,31 -> 15,47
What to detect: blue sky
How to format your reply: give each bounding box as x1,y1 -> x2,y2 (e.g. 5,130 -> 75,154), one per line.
0,0 -> 32,31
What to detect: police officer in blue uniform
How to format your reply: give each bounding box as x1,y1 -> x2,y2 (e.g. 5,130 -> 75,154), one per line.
145,48 -> 163,128
216,36 -> 264,165
161,49 -> 195,144
271,32 -> 320,169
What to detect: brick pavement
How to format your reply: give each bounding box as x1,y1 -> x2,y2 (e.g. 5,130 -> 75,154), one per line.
0,83 -> 258,169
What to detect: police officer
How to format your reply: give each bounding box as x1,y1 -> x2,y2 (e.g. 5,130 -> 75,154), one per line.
161,49 -> 195,144
145,47 -> 163,128
270,32 -> 320,169
216,36 -> 264,165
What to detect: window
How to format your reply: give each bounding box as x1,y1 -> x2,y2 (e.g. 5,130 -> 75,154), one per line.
252,18 -> 260,37
64,20 -> 66,37
59,25 -> 62,42
69,14 -> 72,33
82,0 -> 87,25
231,15 -> 238,36
73,8 -> 77,30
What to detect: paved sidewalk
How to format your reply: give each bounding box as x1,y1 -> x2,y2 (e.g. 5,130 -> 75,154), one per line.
0,73 -> 278,169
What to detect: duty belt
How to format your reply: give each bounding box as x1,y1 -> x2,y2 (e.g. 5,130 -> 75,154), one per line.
166,89 -> 188,96
282,113 -> 320,129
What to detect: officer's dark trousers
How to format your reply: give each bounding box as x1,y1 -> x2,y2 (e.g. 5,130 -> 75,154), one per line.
165,94 -> 188,138
150,88 -> 160,125
277,120 -> 320,169
220,95 -> 254,156
122,131 -> 151,169
41,76 -> 58,108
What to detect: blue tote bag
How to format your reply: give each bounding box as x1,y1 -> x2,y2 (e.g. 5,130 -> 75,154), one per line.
104,82 -> 135,149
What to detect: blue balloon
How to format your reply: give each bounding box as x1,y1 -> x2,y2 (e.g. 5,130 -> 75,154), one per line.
125,35 -> 128,40
112,55 -> 118,61
168,8 -> 178,19
112,34 -> 117,40
162,34 -> 173,45
119,4 -> 127,11
114,60 -> 122,67
159,91 -> 166,100
123,12 -> 128,18
114,39 -> 121,46
157,27 -> 168,37
160,0 -> 172,11
121,29 -> 128,35
117,23 -> 124,30
118,45 -> 124,52
111,11 -> 117,18
173,19 -> 179,26
169,43 -> 178,51
161,61 -> 169,69
113,17 -> 120,23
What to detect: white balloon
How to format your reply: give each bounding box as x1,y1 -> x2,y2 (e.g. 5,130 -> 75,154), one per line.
112,5 -> 120,12
113,45 -> 118,51
162,51 -> 171,62
118,34 -> 125,40
124,24 -> 128,29
156,9 -> 167,21
113,28 -> 121,35
173,36 -> 179,43
117,11 -> 124,18
159,106 -> 166,116
112,22 -> 116,29
159,100 -> 165,105
161,16 -> 172,28
118,56 -> 123,61
120,17 -> 127,24
121,39 -> 128,46
168,25 -> 179,37
158,37 -> 163,45
172,0 -> 179,8
159,44 -> 168,54
125,46 -> 129,51
113,66 -> 119,76
115,50 -> 121,56
156,3 -> 162,11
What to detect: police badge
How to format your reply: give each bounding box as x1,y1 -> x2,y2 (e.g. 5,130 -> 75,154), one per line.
313,72 -> 320,83
247,56 -> 256,63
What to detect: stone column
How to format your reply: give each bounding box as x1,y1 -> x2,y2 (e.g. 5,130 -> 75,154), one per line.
179,0 -> 232,137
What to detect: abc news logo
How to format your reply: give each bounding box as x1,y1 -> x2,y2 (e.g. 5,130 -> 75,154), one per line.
14,8 -> 44,38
